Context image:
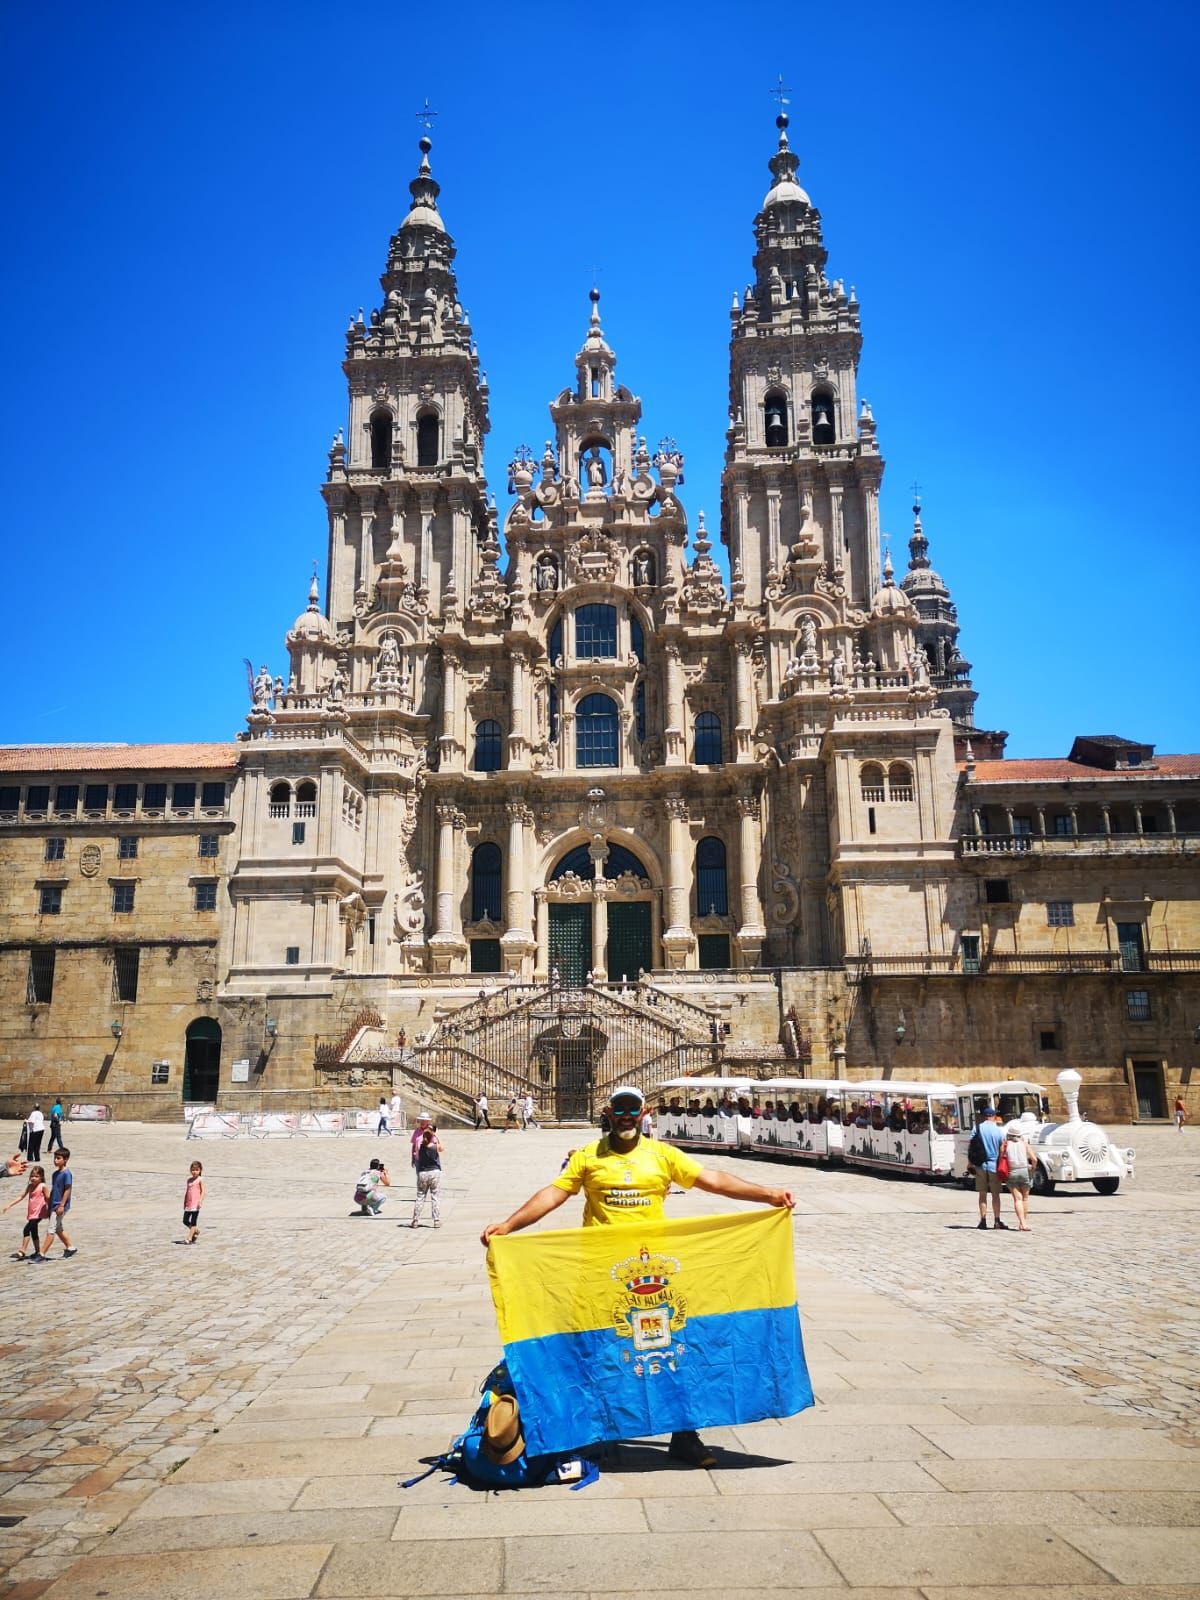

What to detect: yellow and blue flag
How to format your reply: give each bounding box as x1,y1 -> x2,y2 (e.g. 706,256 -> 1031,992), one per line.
486,1206 -> 812,1455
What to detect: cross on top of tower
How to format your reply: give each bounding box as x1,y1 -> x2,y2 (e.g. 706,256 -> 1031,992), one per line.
415,99 -> 438,133
770,75 -> 791,116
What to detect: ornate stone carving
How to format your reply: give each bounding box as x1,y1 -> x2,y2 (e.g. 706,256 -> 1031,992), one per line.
394,875 -> 426,937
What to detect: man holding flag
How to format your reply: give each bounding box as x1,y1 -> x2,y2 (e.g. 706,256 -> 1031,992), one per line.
481,1083 -> 798,1468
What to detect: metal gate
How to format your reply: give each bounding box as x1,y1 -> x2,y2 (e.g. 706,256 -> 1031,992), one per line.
549,903 -> 591,986
607,901 -> 651,982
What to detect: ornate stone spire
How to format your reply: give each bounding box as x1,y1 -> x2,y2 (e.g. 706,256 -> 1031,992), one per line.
899,495 -> 978,729
402,134 -> 446,235
762,111 -> 811,211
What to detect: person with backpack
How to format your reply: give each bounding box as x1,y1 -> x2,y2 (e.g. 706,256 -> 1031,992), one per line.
968,1106 -> 1007,1231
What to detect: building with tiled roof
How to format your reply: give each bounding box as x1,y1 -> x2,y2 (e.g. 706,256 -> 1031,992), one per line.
2,122 -> 1197,1130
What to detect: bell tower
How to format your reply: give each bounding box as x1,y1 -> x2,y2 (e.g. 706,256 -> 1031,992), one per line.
721,112 -> 883,612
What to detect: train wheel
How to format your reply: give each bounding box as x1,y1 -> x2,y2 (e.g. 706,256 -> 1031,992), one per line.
1031,1168 -> 1056,1196
1092,1176 -> 1120,1195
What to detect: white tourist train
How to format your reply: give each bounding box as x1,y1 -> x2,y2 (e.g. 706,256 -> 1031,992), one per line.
951,1069 -> 1135,1195
655,1068 -> 1133,1193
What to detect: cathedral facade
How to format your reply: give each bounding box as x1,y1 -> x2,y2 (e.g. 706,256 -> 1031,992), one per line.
2,121 -> 1197,1123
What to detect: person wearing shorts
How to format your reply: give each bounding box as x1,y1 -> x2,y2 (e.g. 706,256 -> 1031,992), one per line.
41,1149 -> 76,1257
973,1107 -> 1007,1231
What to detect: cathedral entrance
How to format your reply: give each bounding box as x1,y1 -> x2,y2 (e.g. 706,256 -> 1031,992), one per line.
183,1018 -> 222,1102
607,900 -> 652,981
548,902 -> 590,986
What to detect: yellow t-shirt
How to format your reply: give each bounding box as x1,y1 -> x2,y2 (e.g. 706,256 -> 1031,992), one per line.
551,1136 -> 702,1226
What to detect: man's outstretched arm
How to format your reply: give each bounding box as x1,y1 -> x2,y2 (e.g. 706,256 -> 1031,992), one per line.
693,1168 -> 795,1209
480,1183 -> 571,1246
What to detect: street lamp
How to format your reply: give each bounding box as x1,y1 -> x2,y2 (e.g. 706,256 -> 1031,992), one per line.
109,1020 -> 123,1041
265,1017 -> 278,1039
895,1009 -> 907,1045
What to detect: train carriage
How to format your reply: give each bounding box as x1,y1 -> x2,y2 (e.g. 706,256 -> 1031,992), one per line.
654,1077 -> 752,1151
738,1079 -> 849,1161
836,1079 -> 962,1178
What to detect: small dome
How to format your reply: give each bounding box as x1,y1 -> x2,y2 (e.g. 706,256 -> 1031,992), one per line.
292,606 -> 335,641
763,176 -> 810,209
871,580 -> 918,621
900,565 -> 949,598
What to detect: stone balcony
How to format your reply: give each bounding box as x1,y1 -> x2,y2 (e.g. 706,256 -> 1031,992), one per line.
960,830 -> 1200,858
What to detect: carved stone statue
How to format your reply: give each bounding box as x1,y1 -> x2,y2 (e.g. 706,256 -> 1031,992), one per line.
252,664 -> 274,709
537,555 -> 558,592
911,648 -> 930,687
635,551 -> 653,586
325,666 -> 347,705
378,633 -> 401,674
829,653 -> 846,688
800,616 -> 818,659
585,449 -> 607,488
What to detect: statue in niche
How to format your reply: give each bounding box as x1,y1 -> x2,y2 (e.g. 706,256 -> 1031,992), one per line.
378,633 -> 401,674
800,616 -> 818,659
911,647 -> 930,687
325,666 -> 347,705
252,664 -> 274,709
828,653 -> 846,689
585,449 -> 607,489
634,550 -> 654,586
537,555 -> 558,592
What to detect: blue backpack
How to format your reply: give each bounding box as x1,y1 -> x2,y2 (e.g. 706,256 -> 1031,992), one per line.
402,1363 -> 598,1493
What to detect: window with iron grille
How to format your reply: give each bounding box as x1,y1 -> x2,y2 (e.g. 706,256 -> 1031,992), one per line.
27,949 -> 55,1004
118,836 -> 138,860
172,782 -> 196,808
114,783 -> 138,810
575,604 -> 617,659
1046,900 -> 1074,927
45,837 -> 66,862
112,882 -> 136,914
84,784 -> 108,811
696,836 -> 728,917
201,781 -> 226,807
54,785 -> 79,813
961,934 -> 981,973
194,881 -> 217,912
143,782 -> 166,809
698,933 -> 731,970
471,843 -> 502,922
1039,1028 -> 1060,1051
113,947 -> 139,1002
38,886 -> 62,915
1125,990 -> 1152,1022
198,834 -> 219,858
473,720 -> 502,772
575,693 -> 618,768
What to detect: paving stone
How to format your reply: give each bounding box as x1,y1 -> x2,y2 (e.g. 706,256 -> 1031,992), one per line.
40,1541 -> 332,1598
643,1491 -> 900,1531
317,1536 -> 502,1595
916,1424 -> 1191,1461
1054,1526 -> 1200,1584
1070,1491 -> 1200,1527
125,1476 -> 306,1521
880,1490 -> 1098,1526
101,1506 -> 397,1554
812,1525 -> 1113,1587
391,1498 -> 647,1539
504,1529 -> 843,1591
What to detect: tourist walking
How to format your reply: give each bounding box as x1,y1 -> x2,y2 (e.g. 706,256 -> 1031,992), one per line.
377,1097 -> 392,1137
481,1084 -> 794,1468
46,1099 -> 65,1154
969,1106 -> 1007,1230
182,1159 -> 204,1244
505,1096 -> 519,1130
410,1113 -> 433,1166
1175,1096 -> 1187,1132
5,1164 -> 50,1261
1002,1126 -> 1038,1232
25,1104 -> 45,1163
474,1092 -> 491,1129
521,1093 -> 538,1130
354,1158 -> 390,1216
41,1149 -> 77,1257
389,1091 -> 403,1131
411,1126 -> 443,1228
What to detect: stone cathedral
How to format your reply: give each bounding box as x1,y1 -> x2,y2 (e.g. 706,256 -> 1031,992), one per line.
2,119 -> 1197,1124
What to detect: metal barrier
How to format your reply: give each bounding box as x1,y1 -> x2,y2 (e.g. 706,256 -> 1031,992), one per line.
186,1107 -> 405,1140
67,1103 -> 113,1122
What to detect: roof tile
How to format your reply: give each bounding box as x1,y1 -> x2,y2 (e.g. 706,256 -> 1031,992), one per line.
0,743 -> 240,774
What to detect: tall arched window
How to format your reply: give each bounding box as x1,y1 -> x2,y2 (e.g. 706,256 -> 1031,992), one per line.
268,781 -> 291,818
764,390 -> 789,447
575,693 -> 618,768
416,410 -> 439,467
860,763 -> 885,802
552,842 -> 645,881
887,762 -> 914,802
473,720 -> 502,772
811,391 -> 836,445
548,617 -> 563,665
370,411 -> 393,471
575,604 -> 617,659
630,615 -> 645,664
635,681 -> 646,743
696,836 -> 728,917
693,711 -> 722,765
471,842 -> 502,922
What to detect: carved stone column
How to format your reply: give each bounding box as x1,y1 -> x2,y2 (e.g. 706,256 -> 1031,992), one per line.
417,486 -> 437,591
733,639 -> 754,762
439,648 -> 463,768
429,802 -> 467,971
534,887 -> 549,980
664,643 -> 685,765
661,794 -> 695,968
501,800 -> 536,974
735,792 -> 766,966
591,879 -> 610,985
508,647 -> 530,769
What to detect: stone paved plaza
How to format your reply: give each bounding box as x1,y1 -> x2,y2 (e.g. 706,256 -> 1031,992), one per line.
1,1117 -> 1198,1599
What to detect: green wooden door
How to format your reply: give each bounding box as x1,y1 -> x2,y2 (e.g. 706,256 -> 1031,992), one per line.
607,901 -> 652,982
549,902 -> 591,987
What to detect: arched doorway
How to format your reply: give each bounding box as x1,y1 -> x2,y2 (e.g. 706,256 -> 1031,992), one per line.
545,842 -> 654,983
183,1018 -> 222,1102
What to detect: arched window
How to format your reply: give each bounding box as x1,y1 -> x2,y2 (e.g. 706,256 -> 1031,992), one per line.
294,779 -> 317,818
696,836 -> 728,917
473,720 -> 502,772
811,391 -> 836,445
370,410 -> 393,471
575,693 -> 619,768
887,762 -> 914,803
635,681 -> 646,743
693,711 -> 722,765
548,683 -> 559,740
416,410 -> 439,467
764,390 -> 789,447
551,842 -> 645,881
630,614 -> 645,664
268,781 -> 291,818
548,617 -> 563,665
575,604 -> 617,659
471,842 -> 502,922
860,763 -> 885,802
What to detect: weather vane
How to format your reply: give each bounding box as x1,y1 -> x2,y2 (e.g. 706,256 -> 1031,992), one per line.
770,75 -> 791,114
415,99 -> 438,133
910,480 -> 922,509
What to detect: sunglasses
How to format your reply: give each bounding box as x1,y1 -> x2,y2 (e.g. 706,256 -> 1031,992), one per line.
610,1102 -> 643,1117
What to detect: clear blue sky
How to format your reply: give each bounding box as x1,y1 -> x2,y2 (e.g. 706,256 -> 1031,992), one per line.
2,1 -> 1196,757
